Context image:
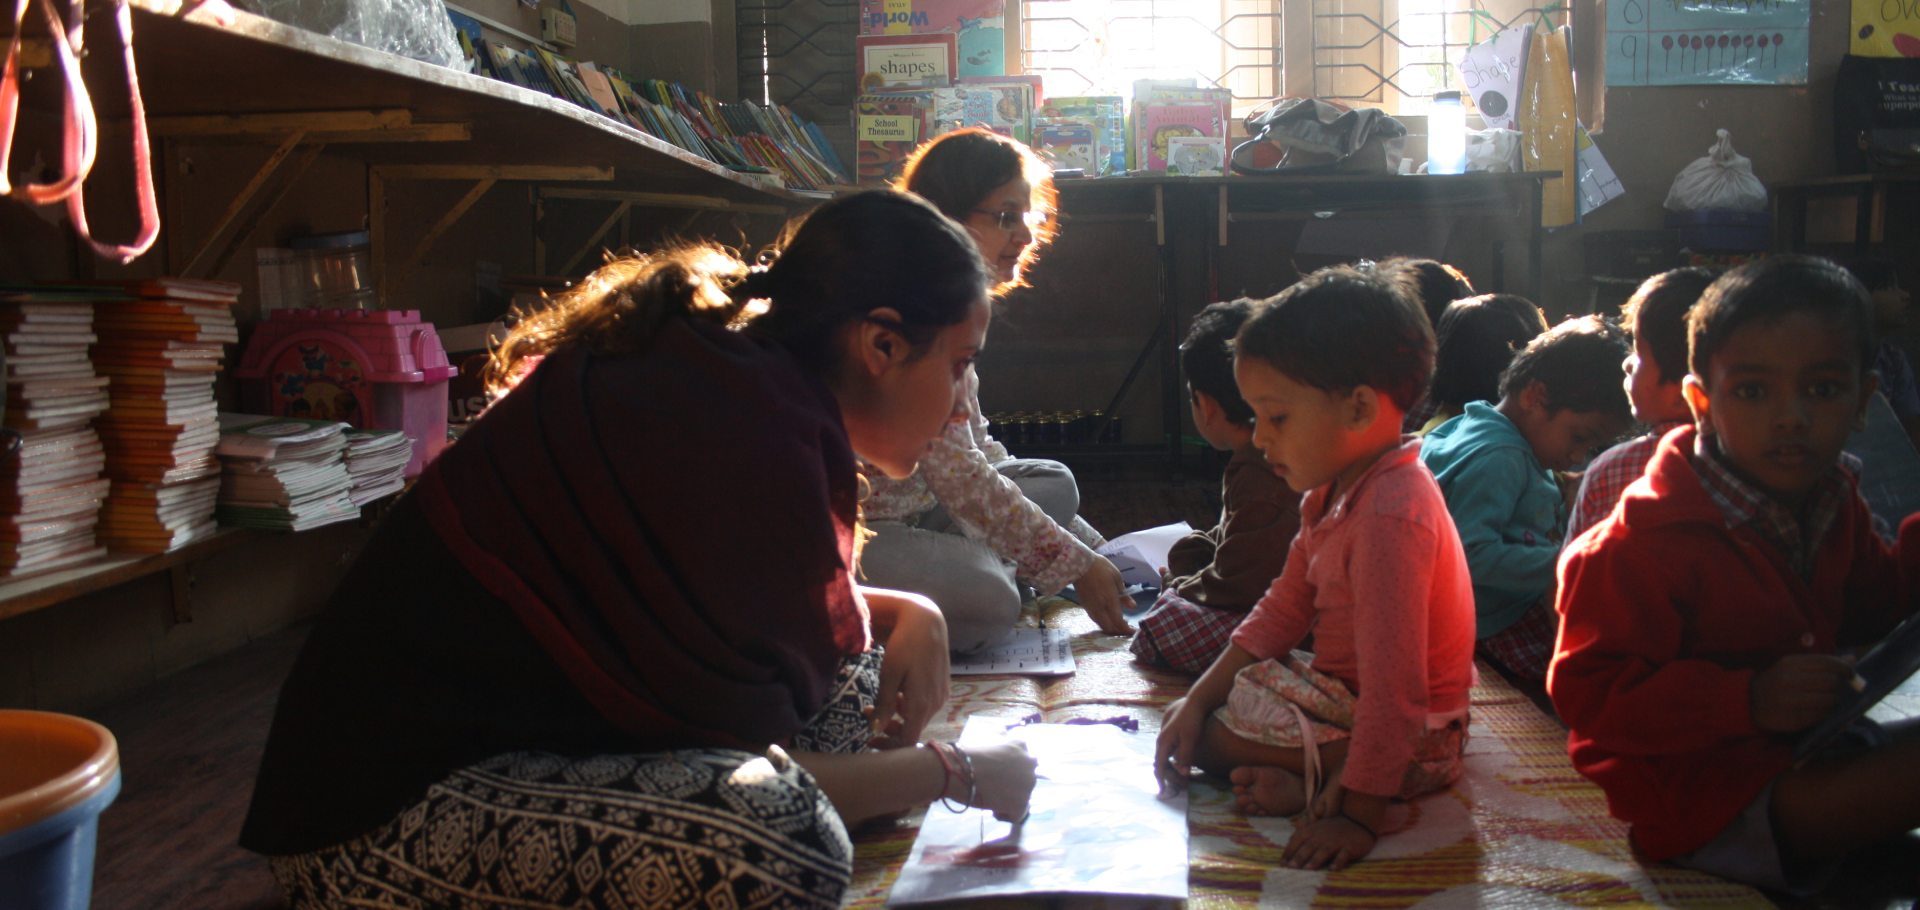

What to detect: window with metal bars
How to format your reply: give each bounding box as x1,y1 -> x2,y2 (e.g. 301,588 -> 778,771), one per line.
736,0 -> 1581,140
1311,0 -> 1569,114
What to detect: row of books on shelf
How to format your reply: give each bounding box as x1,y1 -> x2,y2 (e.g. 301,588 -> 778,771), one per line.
457,32 -> 849,191
855,78 -> 1234,185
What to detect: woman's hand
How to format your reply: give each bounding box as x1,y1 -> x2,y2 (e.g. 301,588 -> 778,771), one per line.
1153,696 -> 1206,796
864,587 -> 951,748
1282,814 -> 1377,871
1075,556 -> 1133,635
958,740 -> 1038,821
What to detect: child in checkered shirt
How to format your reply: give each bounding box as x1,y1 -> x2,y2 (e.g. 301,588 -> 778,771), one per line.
1564,267 -> 1717,548
1420,317 -> 1633,682
1551,256 -> 1918,894
1131,299 -> 1302,674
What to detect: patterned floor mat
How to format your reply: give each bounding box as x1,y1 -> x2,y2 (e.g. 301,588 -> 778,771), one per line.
846,599 -> 1771,908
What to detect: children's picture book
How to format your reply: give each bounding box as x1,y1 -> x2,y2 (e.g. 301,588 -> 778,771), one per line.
1038,95 -> 1125,175
887,715 -> 1189,905
1033,120 -> 1096,172
856,32 -> 957,90
855,91 -> 933,185
859,0 -> 1007,77
1167,135 -> 1226,175
930,82 -> 1032,144
1131,80 -> 1229,172
1140,100 -> 1226,172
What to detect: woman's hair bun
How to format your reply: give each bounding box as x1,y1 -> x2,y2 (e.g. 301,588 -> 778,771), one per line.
734,265 -> 778,301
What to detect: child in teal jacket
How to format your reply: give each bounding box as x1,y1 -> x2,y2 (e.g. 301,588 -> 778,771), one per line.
1421,317 -> 1631,680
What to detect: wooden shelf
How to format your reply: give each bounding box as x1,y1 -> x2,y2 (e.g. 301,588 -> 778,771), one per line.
0,527 -> 255,624
7,0 -> 814,206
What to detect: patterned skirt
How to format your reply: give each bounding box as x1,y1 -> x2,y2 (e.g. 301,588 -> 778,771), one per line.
270,648 -> 883,910
1214,652 -> 1468,804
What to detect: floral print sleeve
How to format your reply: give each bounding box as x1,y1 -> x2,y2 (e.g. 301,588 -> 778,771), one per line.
955,367 -> 1011,463
918,421 -> 1095,595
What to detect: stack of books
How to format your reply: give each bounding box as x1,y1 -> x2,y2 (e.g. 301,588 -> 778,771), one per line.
342,428 -> 410,506
0,293 -> 111,575
92,279 -> 240,553
214,415 -> 360,532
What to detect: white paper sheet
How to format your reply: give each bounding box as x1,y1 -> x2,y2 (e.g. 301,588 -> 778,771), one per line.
950,628 -> 1075,677
1096,521 -> 1193,586
887,716 -> 1190,905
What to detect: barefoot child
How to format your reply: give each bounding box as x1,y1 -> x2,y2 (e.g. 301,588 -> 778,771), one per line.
1552,256 -> 1919,894
1153,267 -> 1477,872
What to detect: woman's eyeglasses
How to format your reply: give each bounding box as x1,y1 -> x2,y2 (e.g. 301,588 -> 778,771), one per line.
971,208 -> 1051,232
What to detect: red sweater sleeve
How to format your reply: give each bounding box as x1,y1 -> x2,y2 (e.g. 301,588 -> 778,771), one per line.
1549,531 -> 1760,756
1341,515 -> 1445,797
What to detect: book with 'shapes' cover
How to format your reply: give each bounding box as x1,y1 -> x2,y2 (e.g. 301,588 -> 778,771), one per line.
855,91 -> 932,185
859,0 -> 1007,77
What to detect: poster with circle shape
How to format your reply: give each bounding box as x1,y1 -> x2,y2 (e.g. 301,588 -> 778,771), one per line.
1853,0 -> 1920,56
1607,0 -> 1810,85
1457,25 -> 1533,130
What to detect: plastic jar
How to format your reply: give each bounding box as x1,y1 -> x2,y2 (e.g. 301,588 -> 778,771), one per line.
291,230 -> 374,309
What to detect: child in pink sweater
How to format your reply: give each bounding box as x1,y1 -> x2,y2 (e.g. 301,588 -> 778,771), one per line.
1154,267 -> 1477,872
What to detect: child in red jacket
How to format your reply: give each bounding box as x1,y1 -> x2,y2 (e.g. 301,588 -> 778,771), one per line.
1550,255 -> 1918,894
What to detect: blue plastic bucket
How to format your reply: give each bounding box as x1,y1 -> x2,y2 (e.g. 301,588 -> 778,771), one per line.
0,711 -> 121,910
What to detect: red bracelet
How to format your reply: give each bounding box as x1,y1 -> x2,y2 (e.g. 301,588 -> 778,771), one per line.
925,741 -> 963,812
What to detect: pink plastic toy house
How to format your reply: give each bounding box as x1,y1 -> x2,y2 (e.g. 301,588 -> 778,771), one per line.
235,309 -> 456,477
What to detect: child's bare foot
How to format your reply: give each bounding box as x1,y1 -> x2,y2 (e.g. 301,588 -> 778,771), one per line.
1229,765 -> 1308,816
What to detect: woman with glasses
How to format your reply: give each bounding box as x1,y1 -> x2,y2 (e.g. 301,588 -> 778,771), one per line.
859,128 -> 1134,654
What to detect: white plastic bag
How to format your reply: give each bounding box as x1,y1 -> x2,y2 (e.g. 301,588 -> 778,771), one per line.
1465,128 -> 1522,172
1663,129 -> 1768,213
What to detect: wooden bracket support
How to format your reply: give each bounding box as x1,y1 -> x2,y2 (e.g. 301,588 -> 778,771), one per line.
537,187 -> 785,277
371,164 -> 613,305
179,131 -> 324,279
166,110 -> 473,280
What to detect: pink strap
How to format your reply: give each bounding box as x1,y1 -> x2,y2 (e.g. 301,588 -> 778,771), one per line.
67,0 -> 158,262
1284,700 -> 1324,819
0,0 -> 159,263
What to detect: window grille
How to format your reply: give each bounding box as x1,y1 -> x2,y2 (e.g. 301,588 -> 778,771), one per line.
1020,0 -> 1283,119
1312,0 -> 1568,113
736,0 -> 859,128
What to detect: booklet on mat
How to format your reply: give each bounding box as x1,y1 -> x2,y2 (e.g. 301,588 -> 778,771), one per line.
951,627 -> 1075,677
1794,610 -> 1920,765
887,714 -> 1189,905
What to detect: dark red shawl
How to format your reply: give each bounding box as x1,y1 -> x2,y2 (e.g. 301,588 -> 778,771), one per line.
414,318 -> 870,750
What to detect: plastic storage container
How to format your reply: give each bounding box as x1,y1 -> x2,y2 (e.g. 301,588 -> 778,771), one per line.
289,230 -> 374,310
235,308 -> 457,477
1665,209 -> 1771,252
0,710 -> 122,910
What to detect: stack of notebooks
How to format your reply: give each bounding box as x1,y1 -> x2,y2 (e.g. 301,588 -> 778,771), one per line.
92,279 -> 240,553
214,415 -> 360,532
342,428 -> 410,506
0,292 -> 111,575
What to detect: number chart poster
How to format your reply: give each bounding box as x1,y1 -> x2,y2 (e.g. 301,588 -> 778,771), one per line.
1608,0 -> 1811,86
